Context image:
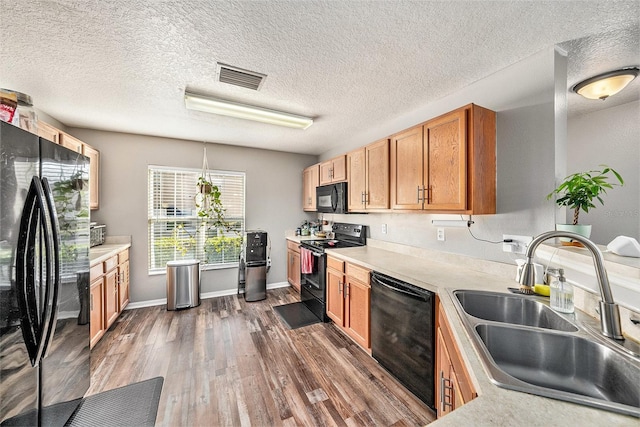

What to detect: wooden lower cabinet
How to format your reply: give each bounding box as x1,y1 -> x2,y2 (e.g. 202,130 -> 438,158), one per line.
286,240 -> 301,291
89,278 -> 105,348
104,265 -> 119,329
89,246 -> 131,348
326,256 -> 371,350
435,297 -> 476,417
118,249 -> 130,311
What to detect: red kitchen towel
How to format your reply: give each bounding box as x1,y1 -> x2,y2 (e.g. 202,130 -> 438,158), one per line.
300,247 -> 314,274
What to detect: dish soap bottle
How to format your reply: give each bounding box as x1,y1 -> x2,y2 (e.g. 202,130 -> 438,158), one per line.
550,268 -> 574,313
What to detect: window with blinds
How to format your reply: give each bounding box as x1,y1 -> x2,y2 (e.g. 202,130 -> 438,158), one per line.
148,166 -> 245,273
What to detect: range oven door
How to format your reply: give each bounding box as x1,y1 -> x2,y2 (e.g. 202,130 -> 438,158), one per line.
299,246 -> 328,321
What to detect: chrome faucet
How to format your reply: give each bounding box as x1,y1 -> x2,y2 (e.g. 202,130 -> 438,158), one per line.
519,230 -> 624,340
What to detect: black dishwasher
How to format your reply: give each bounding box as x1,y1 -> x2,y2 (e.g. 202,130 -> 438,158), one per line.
370,271 -> 435,410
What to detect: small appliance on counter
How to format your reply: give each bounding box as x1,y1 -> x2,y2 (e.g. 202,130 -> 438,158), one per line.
90,223 -> 106,247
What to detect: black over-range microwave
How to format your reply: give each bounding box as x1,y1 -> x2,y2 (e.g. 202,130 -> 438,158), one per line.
316,182 -> 348,214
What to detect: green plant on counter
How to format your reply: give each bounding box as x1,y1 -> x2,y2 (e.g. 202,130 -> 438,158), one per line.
547,165 -> 624,225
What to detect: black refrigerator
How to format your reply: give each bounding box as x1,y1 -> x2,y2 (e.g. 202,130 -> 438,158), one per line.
0,121 -> 91,426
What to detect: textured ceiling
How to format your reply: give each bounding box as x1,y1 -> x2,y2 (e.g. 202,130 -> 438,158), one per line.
1,1 -> 639,155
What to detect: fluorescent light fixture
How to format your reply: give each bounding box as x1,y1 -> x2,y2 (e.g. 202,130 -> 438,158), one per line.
431,219 -> 474,228
184,92 -> 313,129
572,67 -> 639,100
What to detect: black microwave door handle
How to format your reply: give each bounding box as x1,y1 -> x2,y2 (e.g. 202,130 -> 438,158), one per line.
331,186 -> 338,211
16,177 -> 41,366
39,178 -> 60,359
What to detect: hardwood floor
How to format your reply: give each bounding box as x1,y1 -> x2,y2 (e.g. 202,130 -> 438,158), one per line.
89,287 -> 436,426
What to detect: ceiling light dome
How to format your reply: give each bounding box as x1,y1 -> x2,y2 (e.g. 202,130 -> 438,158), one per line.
572,67 -> 639,100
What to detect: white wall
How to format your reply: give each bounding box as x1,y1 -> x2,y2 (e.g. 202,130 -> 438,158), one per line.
68,128 -> 317,303
566,100 -> 640,244
320,47 -> 565,264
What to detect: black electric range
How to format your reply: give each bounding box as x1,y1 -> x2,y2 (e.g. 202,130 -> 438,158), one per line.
299,223 -> 366,322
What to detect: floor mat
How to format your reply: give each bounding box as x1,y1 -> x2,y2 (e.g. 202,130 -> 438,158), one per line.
274,302 -> 321,329
66,377 -> 164,427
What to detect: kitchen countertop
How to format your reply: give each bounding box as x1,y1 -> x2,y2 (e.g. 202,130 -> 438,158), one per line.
304,243 -> 638,425
89,236 -> 131,266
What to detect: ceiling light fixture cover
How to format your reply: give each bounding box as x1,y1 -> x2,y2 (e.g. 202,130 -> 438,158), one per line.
184,92 -> 313,129
572,67 -> 639,100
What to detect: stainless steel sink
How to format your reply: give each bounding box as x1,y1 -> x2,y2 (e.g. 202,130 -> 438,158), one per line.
450,289 -> 640,417
475,323 -> 640,415
454,290 -> 578,332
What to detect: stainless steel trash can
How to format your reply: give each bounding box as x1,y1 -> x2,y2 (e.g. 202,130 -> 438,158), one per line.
166,260 -> 200,310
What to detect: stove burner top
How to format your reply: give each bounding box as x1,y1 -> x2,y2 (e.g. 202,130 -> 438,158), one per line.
300,239 -> 363,251
299,222 -> 367,252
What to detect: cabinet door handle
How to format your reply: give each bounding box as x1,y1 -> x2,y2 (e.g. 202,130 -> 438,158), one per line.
417,185 -> 424,203
90,294 -> 93,311
345,283 -> 349,298
361,191 -> 365,205
338,281 -> 343,294
440,371 -> 454,411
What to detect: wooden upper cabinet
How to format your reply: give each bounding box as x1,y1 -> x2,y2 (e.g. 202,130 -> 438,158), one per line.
390,104 -> 495,214
82,143 -> 100,210
37,121 -> 59,144
302,163 -> 319,211
390,125 -> 424,210
424,109 -> 467,211
347,148 -> 366,211
59,132 -> 83,153
319,155 -> 346,185
348,139 -> 389,212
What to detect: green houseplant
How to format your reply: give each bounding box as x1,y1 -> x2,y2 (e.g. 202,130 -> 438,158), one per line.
547,165 -> 623,240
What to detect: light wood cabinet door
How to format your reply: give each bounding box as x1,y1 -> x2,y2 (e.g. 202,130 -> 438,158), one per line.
118,259 -> 130,311
345,277 -> 370,349
435,298 -> 476,418
104,268 -> 119,329
302,164 -> 319,211
319,155 -> 346,185
326,267 -> 345,325
59,132 -> 83,153
90,279 -> 104,349
347,148 -> 366,211
287,248 -> 301,291
365,139 -> 390,209
37,121 -> 59,144
348,140 -> 389,212
424,109 -> 467,211
390,125 -> 424,210
82,143 -> 100,210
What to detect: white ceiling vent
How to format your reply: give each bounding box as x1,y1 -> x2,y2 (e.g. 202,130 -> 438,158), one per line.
216,63 -> 266,90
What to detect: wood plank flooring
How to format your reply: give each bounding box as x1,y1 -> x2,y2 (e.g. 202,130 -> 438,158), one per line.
89,287 -> 436,426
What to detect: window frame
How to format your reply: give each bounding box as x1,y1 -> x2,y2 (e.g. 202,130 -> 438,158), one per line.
147,165 -> 245,275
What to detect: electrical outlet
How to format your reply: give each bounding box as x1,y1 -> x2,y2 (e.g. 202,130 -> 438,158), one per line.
437,228 -> 445,241
381,224 -> 387,234
503,234 -> 533,255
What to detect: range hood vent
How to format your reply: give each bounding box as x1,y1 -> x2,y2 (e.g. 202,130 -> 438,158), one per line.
217,63 -> 266,91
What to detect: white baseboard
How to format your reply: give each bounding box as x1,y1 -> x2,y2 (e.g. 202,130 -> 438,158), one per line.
125,281 -> 291,310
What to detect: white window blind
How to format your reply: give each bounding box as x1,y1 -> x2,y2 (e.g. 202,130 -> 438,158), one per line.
148,166 -> 245,273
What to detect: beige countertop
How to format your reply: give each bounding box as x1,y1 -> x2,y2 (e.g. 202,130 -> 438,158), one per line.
89,236 -> 131,266
289,240 -> 638,425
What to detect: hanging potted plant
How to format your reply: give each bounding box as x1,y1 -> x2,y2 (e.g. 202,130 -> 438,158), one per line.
547,165 -> 623,243
196,146 -> 230,232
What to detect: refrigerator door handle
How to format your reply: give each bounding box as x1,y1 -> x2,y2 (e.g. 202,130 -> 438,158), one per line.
16,177 -> 43,366
39,177 -> 60,359
30,177 -> 56,365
